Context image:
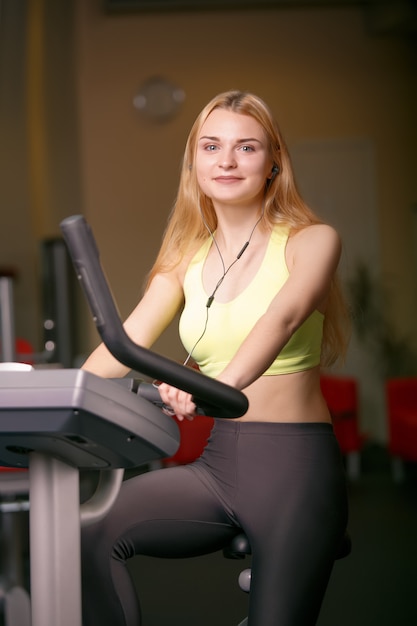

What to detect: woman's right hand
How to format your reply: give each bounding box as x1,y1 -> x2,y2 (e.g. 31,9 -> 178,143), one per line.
157,382 -> 197,422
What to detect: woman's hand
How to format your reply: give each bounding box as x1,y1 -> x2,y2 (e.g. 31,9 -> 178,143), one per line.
157,383 -> 197,421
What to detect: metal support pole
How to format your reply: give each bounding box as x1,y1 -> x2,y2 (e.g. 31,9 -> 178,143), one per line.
29,453 -> 82,626
0,276 -> 16,362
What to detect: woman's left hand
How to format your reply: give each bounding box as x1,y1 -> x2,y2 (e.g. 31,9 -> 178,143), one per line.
157,383 -> 197,421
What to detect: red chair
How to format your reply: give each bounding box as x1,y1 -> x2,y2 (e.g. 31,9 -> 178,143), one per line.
161,414 -> 214,466
151,365 -> 215,468
15,338 -> 35,365
386,377 -> 417,481
320,375 -> 364,479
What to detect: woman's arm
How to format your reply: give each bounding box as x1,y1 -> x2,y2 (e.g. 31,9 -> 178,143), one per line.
217,224 -> 342,390
82,271 -> 185,378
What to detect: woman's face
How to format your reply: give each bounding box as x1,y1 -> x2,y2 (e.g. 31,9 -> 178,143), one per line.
195,109 -> 273,210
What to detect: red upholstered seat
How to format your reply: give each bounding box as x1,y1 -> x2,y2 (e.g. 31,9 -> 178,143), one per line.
162,414 -> 214,466
320,374 -> 364,479
386,378 -> 417,471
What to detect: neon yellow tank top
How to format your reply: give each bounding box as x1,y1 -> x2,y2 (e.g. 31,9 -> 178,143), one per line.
179,223 -> 324,378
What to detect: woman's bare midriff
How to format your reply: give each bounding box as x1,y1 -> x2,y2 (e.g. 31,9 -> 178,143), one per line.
234,366 -> 332,423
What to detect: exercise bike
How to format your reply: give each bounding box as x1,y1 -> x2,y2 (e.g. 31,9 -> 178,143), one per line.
0,215 -> 350,626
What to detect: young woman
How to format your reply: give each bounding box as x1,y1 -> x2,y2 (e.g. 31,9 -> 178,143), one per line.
81,91 -> 350,626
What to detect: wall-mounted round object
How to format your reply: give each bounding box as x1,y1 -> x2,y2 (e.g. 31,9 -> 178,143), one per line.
133,77 -> 185,122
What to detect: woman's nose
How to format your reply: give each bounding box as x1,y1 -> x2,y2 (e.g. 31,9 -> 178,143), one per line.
219,149 -> 237,169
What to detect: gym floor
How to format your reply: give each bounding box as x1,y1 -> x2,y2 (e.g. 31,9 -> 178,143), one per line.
126,445 -> 417,626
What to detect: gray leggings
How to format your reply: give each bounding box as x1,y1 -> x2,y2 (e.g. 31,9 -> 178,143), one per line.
81,420 -> 348,626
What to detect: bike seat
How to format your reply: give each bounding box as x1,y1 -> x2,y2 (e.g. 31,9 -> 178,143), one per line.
223,531 -> 351,561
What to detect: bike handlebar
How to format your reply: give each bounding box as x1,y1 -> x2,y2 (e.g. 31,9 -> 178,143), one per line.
117,377 -> 210,416
60,215 -> 249,419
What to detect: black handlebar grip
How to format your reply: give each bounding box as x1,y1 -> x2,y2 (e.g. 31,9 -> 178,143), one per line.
136,381 -> 216,417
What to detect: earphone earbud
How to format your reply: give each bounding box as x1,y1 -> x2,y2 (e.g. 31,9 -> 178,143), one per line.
270,164 -> 279,180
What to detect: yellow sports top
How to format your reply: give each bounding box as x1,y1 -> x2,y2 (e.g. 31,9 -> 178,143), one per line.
179,223 -> 324,378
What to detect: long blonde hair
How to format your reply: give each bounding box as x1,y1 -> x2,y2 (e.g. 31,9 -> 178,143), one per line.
148,90 -> 350,366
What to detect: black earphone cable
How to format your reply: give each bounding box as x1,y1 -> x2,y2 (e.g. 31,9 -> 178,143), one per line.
183,206 -> 264,366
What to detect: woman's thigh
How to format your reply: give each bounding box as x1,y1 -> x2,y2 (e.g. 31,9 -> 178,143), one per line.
84,464 -> 239,560
82,465 -> 239,626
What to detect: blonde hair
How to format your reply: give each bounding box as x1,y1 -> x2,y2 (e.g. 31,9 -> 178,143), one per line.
148,90 -> 350,366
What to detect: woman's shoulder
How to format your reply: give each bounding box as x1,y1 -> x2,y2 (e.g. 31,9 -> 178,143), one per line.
286,223 -> 342,268
291,222 -> 341,247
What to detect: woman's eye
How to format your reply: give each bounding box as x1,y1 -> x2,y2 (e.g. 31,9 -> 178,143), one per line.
241,145 -> 254,152
205,144 -> 218,151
